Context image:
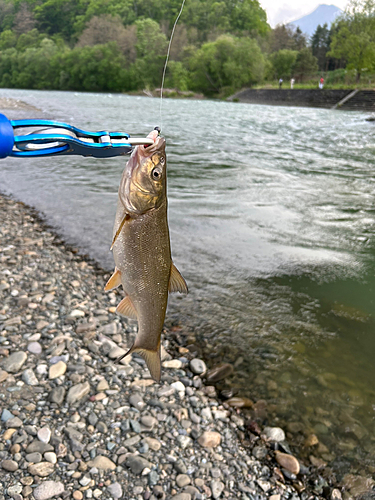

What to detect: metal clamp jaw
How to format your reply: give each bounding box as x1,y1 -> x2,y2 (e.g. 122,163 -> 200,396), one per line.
0,114 -> 154,159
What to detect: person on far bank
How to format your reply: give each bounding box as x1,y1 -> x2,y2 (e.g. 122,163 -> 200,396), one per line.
290,78 -> 295,89
279,78 -> 283,89
319,77 -> 324,89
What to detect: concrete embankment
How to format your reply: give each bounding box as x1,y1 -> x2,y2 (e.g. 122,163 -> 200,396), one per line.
228,89 -> 375,111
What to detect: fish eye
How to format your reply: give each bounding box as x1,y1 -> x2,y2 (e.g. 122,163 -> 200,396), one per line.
151,167 -> 162,181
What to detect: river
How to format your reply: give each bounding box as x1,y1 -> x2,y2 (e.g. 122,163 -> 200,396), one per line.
1,88 -> 374,476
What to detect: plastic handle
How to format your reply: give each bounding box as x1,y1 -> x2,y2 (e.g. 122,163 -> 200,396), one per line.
0,113 -> 14,158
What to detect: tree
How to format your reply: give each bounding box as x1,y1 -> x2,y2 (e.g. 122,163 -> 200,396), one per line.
269,24 -> 306,52
327,0 -> 375,81
311,24 -> 330,70
13,2 -> 36,35
293,48 -> 318,81
34,0 -> 86,39
77,15 -> 137,63
188,34 -> 265,95
269,49 -> 298,79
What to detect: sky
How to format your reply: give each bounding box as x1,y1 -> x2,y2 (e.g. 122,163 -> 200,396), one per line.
260,0 -> 349,27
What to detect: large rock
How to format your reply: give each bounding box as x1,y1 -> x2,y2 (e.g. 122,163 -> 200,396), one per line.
66,381 -> 90,404
33,481 -> 65,500
198,431 -> 221,448
2,351 -> 27,373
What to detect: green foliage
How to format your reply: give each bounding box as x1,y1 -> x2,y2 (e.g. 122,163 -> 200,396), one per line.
34,0 -> 86,40
293,48 -> 319,81
269,49 -> 298,79
188,34 -> 265,95
311,24 -> 331,71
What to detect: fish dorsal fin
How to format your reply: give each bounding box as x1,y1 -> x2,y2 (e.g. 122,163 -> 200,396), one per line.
104,268 -> 121,291
169,263 -> 188,294
135,346 -> 161,382
116,296 -> 137,319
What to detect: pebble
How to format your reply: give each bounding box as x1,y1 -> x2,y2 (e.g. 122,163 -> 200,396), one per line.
0,369 -> 8,382
190,358 -> 207,375
66,381 -> 90,404
73,491 -> 83,500
263,426 -> 286,442
1,408 -> 14,421
87,456 -> 116,471
162,359 -> 183,369
28,341 -> 43,354
33,481 -> 65,500
176,474 -> 191,487
49,361 -> 67,379
107,482 -> 123,498
49,386 -> 66,404
171,381 -> 185,393
28,462 -> 55,477
2,351 -> 27,373
38,427 -> 52,443
275,451 -> 300,475
6,416 -> 23,428
129,393 -> 145,410
44,452 -> 57,464
125,455 -> 152,475
143,437 -> 161,451
171,495 -> 191,500
198,431 -> 221,448
1,459 -> 19,471
211,480 -> 224,499
22,368 -> 39,385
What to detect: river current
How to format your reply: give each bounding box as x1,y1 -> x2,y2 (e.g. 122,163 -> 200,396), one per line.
1,89 -> 374,476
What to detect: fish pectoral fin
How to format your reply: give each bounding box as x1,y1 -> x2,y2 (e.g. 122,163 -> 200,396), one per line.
110,213 -> 130,250
169,263 -> 188,294
135,346 -> 161,382
116,296 -> 138,319
104,268 -> 121,291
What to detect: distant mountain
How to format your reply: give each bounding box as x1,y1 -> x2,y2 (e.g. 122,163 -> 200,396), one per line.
288,4 -> 343,37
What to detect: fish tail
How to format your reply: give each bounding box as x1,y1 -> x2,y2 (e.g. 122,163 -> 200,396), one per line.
114,342 -> 161,382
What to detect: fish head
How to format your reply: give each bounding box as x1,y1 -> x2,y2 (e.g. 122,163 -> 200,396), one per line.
119,130 -> 167,215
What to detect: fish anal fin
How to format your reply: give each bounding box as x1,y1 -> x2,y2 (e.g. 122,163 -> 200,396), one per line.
135,346 -> 161,382
116,296 -> 137,319
104,268 -> 121,291
169,263 -> 188,294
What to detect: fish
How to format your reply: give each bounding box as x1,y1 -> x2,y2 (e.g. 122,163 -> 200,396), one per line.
104,129 -> 188,381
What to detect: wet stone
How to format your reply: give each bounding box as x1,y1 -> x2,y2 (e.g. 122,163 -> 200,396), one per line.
275,451 -> 300,475
205,363 -> 233,383
263,426 -> 286,442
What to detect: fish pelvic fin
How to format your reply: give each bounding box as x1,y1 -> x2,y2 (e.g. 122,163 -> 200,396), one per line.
169,263 -> 188,294
104,268 -> 121,291
116,296 -> 138,319
116,342 -> 161,382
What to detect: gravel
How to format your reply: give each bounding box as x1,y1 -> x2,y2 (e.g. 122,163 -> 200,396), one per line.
0,193 -> 354,500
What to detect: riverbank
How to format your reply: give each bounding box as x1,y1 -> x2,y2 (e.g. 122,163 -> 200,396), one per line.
0,192 -> 364,500
227,89 -> 375,111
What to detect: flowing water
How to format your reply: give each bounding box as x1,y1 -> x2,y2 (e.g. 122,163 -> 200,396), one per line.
1,89 -> 375,476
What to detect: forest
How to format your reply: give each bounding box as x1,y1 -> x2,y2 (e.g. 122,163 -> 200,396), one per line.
0,0 -> 374,96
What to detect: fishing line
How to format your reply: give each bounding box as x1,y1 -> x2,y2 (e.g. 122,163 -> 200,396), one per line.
159,0 -> 187,131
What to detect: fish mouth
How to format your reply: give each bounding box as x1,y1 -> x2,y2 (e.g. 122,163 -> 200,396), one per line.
140,130 -> 166,155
